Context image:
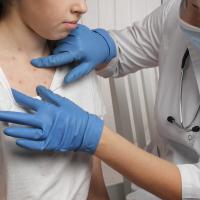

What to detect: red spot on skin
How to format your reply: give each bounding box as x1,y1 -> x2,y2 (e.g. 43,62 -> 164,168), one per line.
8,75 -> 13,81
43,81 -> 47,84
32,68 -> 37,72
18,80 -> 23,84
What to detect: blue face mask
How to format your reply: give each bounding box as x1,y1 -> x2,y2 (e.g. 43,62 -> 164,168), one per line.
179,18 -> 200,50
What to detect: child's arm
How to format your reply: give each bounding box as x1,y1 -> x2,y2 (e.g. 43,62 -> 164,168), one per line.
87,157 -> 110,200
95,126 -> 181,200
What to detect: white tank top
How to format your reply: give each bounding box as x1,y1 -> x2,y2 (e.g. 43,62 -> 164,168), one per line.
0,66 -> 106,200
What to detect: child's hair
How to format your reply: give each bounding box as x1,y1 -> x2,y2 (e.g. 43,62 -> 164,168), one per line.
0,0 -> 8,18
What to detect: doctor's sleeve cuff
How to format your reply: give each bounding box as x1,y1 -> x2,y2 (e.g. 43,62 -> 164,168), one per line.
96,31 -> 122,78
177,164 -> 200,199
96,56 -> 120,78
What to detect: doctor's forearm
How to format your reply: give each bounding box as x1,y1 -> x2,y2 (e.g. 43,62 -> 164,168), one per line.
95,126 -> 182,200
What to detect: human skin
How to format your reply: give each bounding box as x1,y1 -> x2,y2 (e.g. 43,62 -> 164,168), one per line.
180,0 -> 200,27
95,126 -> 182,200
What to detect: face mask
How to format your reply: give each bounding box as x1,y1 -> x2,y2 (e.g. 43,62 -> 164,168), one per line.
179,18 -> 200,50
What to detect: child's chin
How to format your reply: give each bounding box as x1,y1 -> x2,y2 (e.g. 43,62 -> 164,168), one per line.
50,32 -> 70,41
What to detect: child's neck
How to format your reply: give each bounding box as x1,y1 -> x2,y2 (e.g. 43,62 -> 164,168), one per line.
0,9 -> 49,60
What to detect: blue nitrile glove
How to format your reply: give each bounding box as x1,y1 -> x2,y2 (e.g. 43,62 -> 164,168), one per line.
31,24 -> 117,83
0,86 -> 104,154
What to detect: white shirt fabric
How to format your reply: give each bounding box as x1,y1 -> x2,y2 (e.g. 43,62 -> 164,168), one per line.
98,0 -> 200,199
0,66 -> 105,200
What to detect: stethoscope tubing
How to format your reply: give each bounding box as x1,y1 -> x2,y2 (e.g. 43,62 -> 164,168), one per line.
168,49 -> 200,133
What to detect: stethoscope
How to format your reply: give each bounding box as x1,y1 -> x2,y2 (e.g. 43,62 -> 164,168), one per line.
167,49 -> 200,133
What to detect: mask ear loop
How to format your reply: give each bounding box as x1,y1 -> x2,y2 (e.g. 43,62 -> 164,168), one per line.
179,0 -> 186,17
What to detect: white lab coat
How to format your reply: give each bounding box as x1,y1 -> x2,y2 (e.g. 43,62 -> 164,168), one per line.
98,0 -> 200,199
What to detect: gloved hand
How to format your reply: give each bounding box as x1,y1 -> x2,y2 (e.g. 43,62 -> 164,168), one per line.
0,86 -> 104,154
31,24 -> 117,83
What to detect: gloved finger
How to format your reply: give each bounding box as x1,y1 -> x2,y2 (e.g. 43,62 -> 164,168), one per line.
54,37 -> 77,54
70,24 -> 89,35
12,89 -> 42,111
4,127 -> 43,140
64,62 -> 92,83
16,139 -> 46,151
31,52 -> 74,68
0,111 -> 42,127
53,43 -> 75,55
56,34 -> 76,46
36,85 -> 62,106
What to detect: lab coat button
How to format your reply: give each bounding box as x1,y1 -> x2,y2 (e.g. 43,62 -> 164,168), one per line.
188,135 -> 193,141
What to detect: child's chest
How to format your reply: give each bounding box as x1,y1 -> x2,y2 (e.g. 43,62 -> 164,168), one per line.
0,59 -> 56,97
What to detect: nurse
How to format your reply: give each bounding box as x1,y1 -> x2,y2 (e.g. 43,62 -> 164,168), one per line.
0,0 -> 200,199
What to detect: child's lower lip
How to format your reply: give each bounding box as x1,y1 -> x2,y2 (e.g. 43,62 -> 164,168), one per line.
63,22 -> 78,30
